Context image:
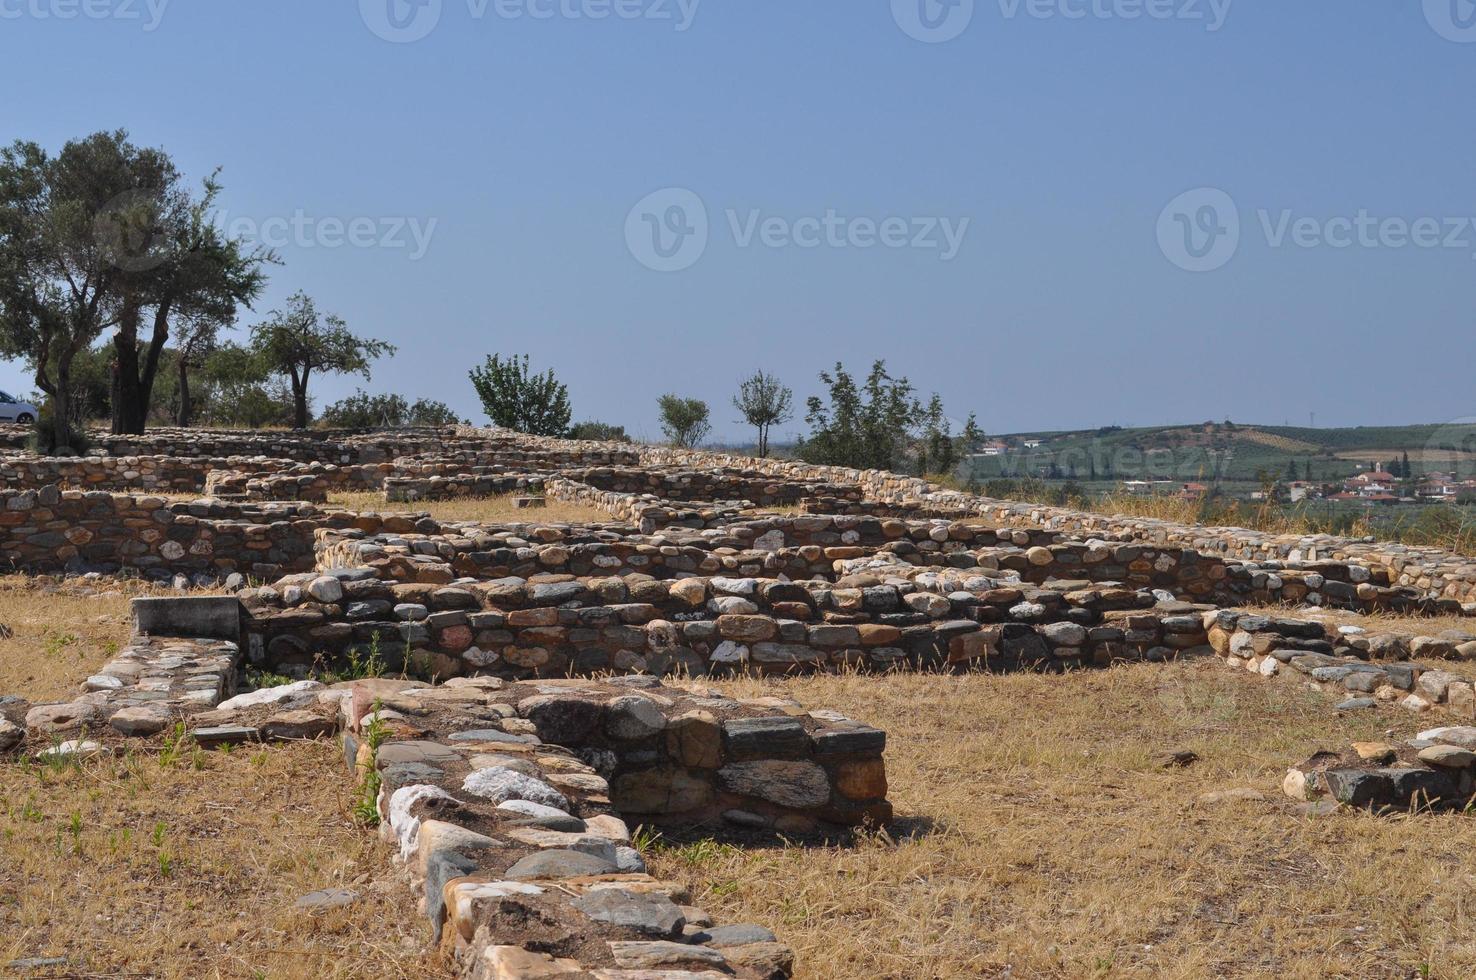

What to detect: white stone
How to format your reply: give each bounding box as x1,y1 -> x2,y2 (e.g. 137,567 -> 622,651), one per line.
388,784 -> 454,859
462,767 -> 570,810
217,680 -> 324,712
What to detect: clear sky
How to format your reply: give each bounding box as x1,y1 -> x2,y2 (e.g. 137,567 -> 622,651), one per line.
2,0 -> 1473,441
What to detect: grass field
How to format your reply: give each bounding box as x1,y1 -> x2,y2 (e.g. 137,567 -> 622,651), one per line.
0,580 -> 135,701
0,742 -> 449,980
326,491 -> 612,525
650,665 -> 1476,980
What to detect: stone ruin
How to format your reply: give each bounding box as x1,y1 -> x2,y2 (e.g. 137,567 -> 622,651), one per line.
6,424 -> 1476,976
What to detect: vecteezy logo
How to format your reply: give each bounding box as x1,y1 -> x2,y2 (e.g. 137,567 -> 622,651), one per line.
360,0 -> 442,43
1157,188 -> 1240,273
625,188 -> 709,272
892,0 -> 974,43
1424,0 -> 1476,42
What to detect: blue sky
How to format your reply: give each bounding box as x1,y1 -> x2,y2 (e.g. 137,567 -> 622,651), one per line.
2,1 -> 1473,441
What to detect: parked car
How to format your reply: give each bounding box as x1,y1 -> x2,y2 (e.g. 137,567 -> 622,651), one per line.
0,391 -> 38,424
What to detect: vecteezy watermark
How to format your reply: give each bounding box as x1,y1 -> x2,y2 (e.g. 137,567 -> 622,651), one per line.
214,210 -> 439,261
1156,188 -> 1240,273
1423,0 -> 1476,42
996,0 -> 1232,30
0,0 -> 169,30
360,0 -> 699,43
1157,188 -> 1476,273
892,0 -> 975,42
892,0 -> 1231,42
624,187 -> 971,272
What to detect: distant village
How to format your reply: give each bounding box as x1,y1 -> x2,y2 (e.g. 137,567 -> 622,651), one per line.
968,437 -> 1476,508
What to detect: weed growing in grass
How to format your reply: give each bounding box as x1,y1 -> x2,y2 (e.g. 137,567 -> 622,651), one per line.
352,702 -> 388,826
158,722 -> 191,768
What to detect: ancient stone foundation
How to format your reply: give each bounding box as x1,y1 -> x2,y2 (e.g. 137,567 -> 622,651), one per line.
10,425 -> 1476,975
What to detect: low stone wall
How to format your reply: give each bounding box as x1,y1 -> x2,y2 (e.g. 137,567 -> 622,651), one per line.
238,563 -> 1206,682
351,671 -> 888,975
0,486 -> 435,580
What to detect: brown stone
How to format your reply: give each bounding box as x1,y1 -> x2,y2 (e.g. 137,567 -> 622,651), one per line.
833,758 -> 888,800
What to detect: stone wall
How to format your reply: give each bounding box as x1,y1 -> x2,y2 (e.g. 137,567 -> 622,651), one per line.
0,486 -> 432,580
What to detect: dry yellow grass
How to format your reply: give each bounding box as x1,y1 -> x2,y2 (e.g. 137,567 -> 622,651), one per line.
650,664 -> 1476,979
0,579 -> 135,700
1237,601 -> 1476,640
0,741 -> 449,979
327,491 -> 612,525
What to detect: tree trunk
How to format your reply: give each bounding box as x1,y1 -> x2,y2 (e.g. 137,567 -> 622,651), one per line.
51,353 -> 76,455
111,298 -> 142,434
292,368 -> 310,429
136,301 -> 171,431
176,356 -> 192,428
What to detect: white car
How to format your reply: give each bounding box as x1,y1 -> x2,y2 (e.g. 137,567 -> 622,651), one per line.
0,391 -> 38,424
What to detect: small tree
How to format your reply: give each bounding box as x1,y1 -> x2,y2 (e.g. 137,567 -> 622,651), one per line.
796,361 -> 921,471
658,394 -> 711,448
248,292 -> 394,429
568,420 -> 631,443
468,354 -> 571,436
917,394 -> 956,477
321,390 -> 460,428
733,370 -> 793,458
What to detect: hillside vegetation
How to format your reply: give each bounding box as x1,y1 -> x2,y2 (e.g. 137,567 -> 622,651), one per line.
970,421 -> 1476,484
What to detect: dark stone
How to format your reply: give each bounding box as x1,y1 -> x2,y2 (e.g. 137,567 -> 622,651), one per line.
521,696 -> 604,746
723,717 -> 810,760
811,727 -> 886,755
504,848 -> 619,881
572,887 -> 685,937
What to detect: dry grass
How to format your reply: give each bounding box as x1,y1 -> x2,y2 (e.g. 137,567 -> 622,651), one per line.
0,579 -> 135,701
651,664 -> 1476,979
327,491 -> 612,525
0,741 -> 449,979
1236,601 -> 1476,640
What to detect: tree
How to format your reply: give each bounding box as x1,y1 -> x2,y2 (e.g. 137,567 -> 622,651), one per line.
248,292 -> 394,429
796,360 -> 921,471
172,312 -> 228,427
468,354 -> 571,436
568,420 -> 631,443
104,163 -> 271,434
657,395 -> 711,448
320,390 -> 460,428
195,340 -> 281,427
917,394 -> 956,477
0,134 -> 141,451
732,370 -> 792,458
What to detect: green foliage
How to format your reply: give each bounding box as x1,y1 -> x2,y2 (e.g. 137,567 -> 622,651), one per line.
732,370 -> 793,458
0,130 -> 271,444
320,389 -> 460,429
796,360 -> 923,472
249,292 -> 395,429
916,394 -> 958,477
567,420 -> 631,443
352,701 -> 389,826
194,340 -> 296,428
657,394 -> 711,448
468,353 -> 572,436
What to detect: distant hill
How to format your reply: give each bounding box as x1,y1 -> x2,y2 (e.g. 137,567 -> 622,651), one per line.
967,422 -> 1476,484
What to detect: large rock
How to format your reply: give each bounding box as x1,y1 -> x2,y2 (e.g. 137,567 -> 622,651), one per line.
462,767 -> 570,810
571,887 -> 685,937
108,705 -> 172,737
25,701 -> 103,734
503,848 -> 619,881
610,767 -> 714,814
718,761 -> 831,809
217,680 -> 324,713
